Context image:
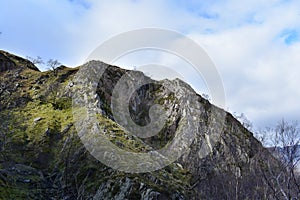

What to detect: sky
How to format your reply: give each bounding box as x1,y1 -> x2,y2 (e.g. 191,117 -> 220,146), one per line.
0,0 -> 300,130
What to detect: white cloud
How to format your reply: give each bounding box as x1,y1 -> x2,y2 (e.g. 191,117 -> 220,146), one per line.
187,0 -> 300,128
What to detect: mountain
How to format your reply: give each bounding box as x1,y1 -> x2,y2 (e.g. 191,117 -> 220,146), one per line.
0,50 -> 39,72
0,50 -> 298,199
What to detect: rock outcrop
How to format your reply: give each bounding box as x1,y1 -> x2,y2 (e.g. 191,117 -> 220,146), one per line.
0,50 -> 39,72
0,51 -> 296,199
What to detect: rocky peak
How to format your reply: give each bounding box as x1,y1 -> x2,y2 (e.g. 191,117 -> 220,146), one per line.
0,53 -> 298,199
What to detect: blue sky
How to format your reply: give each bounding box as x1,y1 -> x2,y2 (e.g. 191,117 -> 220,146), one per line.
1,0 -> 300,129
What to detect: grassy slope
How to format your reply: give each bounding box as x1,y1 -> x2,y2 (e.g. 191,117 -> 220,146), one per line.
0,66 -> 191,199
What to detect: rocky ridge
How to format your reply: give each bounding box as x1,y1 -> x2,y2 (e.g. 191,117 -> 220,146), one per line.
0,50 -> 296,199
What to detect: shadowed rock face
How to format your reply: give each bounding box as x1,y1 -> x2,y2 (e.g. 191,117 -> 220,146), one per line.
0,52 -> 295,199
0,52 -> 17,72
0,50 -> 39,72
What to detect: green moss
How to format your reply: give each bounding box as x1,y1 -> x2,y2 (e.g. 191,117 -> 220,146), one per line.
8,101 -> 72,144
96,114 -> 152,153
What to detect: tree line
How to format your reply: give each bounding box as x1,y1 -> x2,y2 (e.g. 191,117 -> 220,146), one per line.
235,113 -> 300,199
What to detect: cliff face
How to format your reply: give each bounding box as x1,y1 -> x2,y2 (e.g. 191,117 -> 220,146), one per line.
0,51 -> 293,199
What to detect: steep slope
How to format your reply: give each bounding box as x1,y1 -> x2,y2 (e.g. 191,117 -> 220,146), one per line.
0,50 -> 39,72
0,51 -> 296,199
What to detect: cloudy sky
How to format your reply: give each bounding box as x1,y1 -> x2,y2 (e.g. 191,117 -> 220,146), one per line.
1,0 -> 299,130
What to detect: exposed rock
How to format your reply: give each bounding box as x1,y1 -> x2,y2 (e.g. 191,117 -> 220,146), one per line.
34,117 -> 43,123
0,52 -> 17,72
0,52 -> 297,199
0,50 -> 39,72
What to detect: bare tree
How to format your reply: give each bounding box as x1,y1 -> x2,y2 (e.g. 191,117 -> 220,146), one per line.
26,56 -> 44,65
234,112 -> 253,131
47,59 -> 61,76
257,119 -> 300,199
202,93 -> 211,101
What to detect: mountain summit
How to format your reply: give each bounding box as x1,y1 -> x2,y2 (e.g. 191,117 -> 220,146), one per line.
0,51 -> 297,199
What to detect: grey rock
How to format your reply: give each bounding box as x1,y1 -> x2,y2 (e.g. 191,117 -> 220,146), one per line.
34,117 -> 43,123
